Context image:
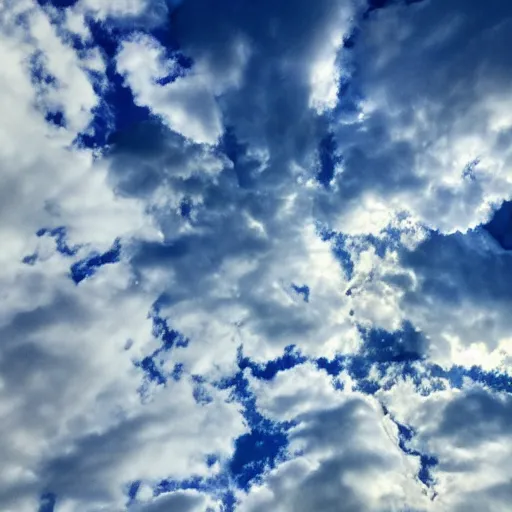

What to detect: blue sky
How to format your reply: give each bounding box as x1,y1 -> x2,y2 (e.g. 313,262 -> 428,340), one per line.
1,0 -> 512,511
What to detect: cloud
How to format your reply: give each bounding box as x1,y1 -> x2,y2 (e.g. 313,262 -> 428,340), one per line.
116,34 -> 223,144
316,0 -> 512,234
2,0 -> 512,510
239,363 -> 429,512
380,381 -> 512,511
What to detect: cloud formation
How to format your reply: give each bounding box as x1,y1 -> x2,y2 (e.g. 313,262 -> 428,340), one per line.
1,0 -> 512,511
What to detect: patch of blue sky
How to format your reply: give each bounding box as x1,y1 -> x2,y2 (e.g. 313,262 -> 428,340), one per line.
316,227 -> 354,280
150,304 -> 189,350
36,0 -> 78,8
313,321 -> 512,398
219,126 -> 257,189
38,492 -> 57,512
29,50 -> 58,87
171,362 -> 185,381
358,321 -> 426,364
126,480 -> 141,507
70,238 -> 121,284
237,344 -> 307,381
153,473 -> 235,512
364,0 -> 425,18
431,364 -> 512,394
74,12 -> 193,150
389,414 -> 438,490
22,253 -> 38,266
316,347 -> 512,399
29,50 -> 64,125
318,221 -> 408,283
74,21 -> 151,149
192,374 -> 213,405
154,52 -> 193,85
37,226 -> 80,256
179,198 -> 193,219
136,356 -> 167,386
317,132 -> 342,188
45,110 -> 66,128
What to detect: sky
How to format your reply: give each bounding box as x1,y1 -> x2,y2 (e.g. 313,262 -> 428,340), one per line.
1,0 -> 512,510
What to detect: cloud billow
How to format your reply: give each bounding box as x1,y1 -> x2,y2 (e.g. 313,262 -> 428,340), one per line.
1,0 -> 512,511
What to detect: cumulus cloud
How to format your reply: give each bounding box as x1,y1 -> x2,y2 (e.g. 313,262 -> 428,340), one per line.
316,0 -> 512,234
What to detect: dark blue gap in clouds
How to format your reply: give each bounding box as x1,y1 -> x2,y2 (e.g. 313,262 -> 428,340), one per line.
74,20 -> 152,149
291,283 -> 310,302
192,374 -> 213,404
29,51 -> 57,87
45,110 -> 66,128
316,322 -> 427,395
137,356 -> 167,385
390,418 -> 438,491
237,344 -> 307,381
358,321 -> 425,364
151,305 -> 189,350
317,228 -> 354,280
22,253 -> 38,265
431,364 -> 512,394
316,347 -> 512,398
38,492 -> 56,512
218,371 -> 292,492
220,127 -> 254,189
154,53 -> 194,85
135,305 -> 189,388
154,474 -> 236,512
180,198 -> 193,219
343,28 -> 358,49
126,480 -> 141,506
317,132 -> 341,187
70,238 -> 121,284
75,16 -> 192,149
483,200 -> 512,250
36,0 -> 78,7
37,226 -> 80,256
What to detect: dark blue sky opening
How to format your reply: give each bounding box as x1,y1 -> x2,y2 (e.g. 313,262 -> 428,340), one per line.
38,493 -> 56,512
70,238 -> 121,284
483,200 -> 512,250
37,226 -> 80,256
317,132 -> 342,187
237,345 -> 307,381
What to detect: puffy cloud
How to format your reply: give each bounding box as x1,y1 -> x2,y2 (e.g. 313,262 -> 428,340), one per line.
239,363 -> 430,512
133,489 -> 221,512
2,0 -> 512,510
380,381 -> 512,512
348,227 -> 512,368
316,0 -> 512,234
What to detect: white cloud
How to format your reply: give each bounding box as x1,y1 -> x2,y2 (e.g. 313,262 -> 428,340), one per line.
315,0 -> 512,235
133,489 -> 221,512
116,34 -> 223,145
239,363 -> 429,512
2,0 -> 512,510
380,380 -> 512,512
